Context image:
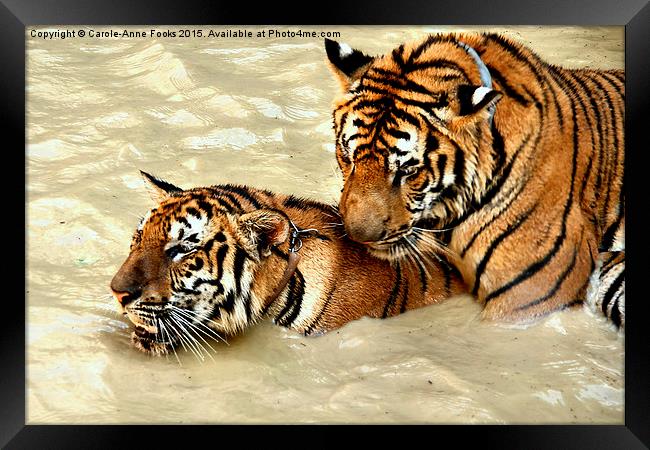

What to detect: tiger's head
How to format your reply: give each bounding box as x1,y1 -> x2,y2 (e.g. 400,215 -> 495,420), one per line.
324,35 -> 503,260
110,172 -> 290,356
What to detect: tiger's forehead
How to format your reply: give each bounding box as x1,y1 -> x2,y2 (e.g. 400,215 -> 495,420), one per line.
339,109 -> 423,168
138,194 -> 227,241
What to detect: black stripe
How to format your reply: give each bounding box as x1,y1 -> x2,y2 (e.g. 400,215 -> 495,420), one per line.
276,271 -> 305,327
407,59 -> 470,82
471,204 -> 537,296
601,216 -> 623,251
188,257 -> 203,271
399,279 -> 409,314
448,128 -> 534,229
490,120 -> 506,178
486,65 -> 533,106
590,73 -> 624,250
176,216 -> 190,228
215,244 -> 229,283
484,74 -> 580,304
452,143 -> 465,187
459,176 -> 526,257
233,248 -> 247,295
391,44 -> 407,71
377,133 -> 393,151
221,290 -> 236,313
370,67 -> 401,78
408,34 -> 442,62
601,268 -> 624,316
207,190 -> 240,213
415,257 -> 428,294
216,185 -> 262,209
435,154 -> 448,189
345,132 -> 368,144
610,293 -> 623,327
488,34 -> 554,120
396,95 -> 448,111
185,207 -> 201,219
514,242 -> 579,311
382,265 -> 402,318
601,252 -> 623,277
303,282 -> 337,336
390,107 -> 420,128
358,83 -> 394,98
363,74 -> 434,97
385,127 -> 411,141
563,72 -> 599,206
563,71 -> 604,209
599,71 -> 625,98
196,199 -> 213,221
353,98 -> 389,112
589,74 -> 621,234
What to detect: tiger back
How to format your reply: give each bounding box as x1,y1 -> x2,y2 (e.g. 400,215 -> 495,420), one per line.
324,33 -> 624,327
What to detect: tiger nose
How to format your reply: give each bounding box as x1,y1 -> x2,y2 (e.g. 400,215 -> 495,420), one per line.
345,218 -> 387,243
341,196 -> 388,243
110,287 -> 141,307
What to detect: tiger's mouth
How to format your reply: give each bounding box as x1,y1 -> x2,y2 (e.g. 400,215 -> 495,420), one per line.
363,231 -> 415,260
363,223 -> 450,263
131,325 -> 178,356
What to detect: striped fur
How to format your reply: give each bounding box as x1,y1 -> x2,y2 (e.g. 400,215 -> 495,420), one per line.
325,33 -> 624,327
110,172 -> 465,356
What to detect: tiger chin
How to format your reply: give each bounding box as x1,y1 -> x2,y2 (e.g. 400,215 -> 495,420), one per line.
110,171 -> 465,357
323,33 -> 624,327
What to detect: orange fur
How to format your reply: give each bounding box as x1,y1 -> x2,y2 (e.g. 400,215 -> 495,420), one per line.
325,33 -> 624,325
110,174 -> 466,355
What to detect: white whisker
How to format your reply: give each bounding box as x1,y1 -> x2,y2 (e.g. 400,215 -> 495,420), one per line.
159,318 -> 182,366
170,311 -> 217,361
166,316 -> 205,362
170,305 -> 230,346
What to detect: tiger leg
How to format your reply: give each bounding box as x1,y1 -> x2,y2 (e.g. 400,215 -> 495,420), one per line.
586,251 -> 625,328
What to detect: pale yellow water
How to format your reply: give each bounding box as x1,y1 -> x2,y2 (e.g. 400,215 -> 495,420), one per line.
26,25 -> 624,424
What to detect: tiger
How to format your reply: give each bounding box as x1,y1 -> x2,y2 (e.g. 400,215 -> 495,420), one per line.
109,171 -> 465,356
323,32 -> 624,327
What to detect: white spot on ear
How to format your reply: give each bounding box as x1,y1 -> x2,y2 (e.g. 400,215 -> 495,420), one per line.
339,42 -> 353,57
472,86 -> 493,106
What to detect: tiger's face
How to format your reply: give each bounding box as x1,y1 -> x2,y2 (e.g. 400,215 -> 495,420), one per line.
325,36 -> 501,260
110,173 -> 289,356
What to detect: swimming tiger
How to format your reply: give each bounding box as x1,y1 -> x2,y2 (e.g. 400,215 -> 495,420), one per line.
109,171 -> 465,356
323,33 -> 624,327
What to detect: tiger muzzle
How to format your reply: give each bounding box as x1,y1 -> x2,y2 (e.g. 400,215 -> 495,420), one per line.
340,182 -> 391,244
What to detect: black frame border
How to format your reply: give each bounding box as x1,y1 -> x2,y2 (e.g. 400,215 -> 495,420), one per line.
6,0 -> 649,448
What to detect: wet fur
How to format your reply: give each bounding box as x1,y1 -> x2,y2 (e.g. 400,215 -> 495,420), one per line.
325,33 -> 624,326
110,173 -> 465,356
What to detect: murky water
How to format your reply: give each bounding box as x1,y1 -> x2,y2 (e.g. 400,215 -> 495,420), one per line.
26,25 -> 624,424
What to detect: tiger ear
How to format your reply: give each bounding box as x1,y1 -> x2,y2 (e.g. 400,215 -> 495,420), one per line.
237,209 -> 290,258
324,38 -> 374,91
140,170 -> 183,203
456,85 -> 502,117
